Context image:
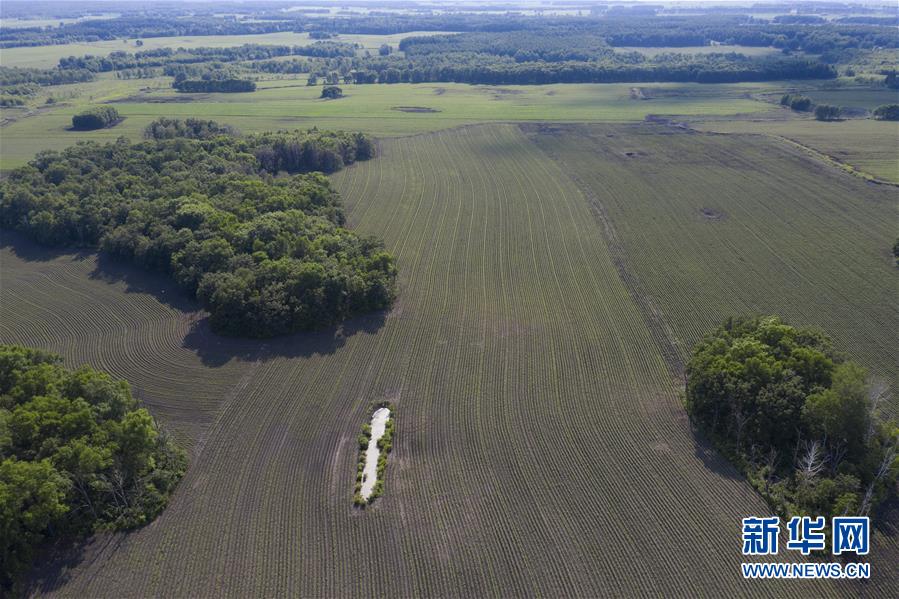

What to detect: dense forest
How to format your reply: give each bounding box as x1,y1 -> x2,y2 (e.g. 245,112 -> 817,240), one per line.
57,42 -> 356,73
0,344 -> 187,592
0,65 -> 95,87
0,123 -> 395,338
351,52 -> 835,85
6,13 -> 897,87
686,316 -> 898,521
3,10 -> 897,52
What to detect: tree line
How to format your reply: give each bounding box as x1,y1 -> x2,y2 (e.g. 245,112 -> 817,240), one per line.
0,345 -> 187,593
0,65 -> 94,87
348,53 -> 836,86
0,123 -> 395,338
685,316 -> 897,522
57,42 -> 357,73
4,11 -> 896,55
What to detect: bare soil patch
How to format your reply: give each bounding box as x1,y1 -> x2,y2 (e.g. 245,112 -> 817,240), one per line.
699,207 -> 727,221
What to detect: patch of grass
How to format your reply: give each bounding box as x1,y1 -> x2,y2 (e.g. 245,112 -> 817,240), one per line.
1,78 -> 780,170
691,116 -> 899,183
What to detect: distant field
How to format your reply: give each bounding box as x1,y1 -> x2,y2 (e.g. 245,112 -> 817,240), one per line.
616,45 -> 779,57
799,87 -> 899,110
0,13 -> 120,29
0,30 -> 447,69
691,117 -> 899,183
8,124 -> 886,596
527,124 -> 899,417
0,77 -> 780,170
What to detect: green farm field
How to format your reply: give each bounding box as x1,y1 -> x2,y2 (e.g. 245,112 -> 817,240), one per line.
691,117 -> 899,183
2,124 -> 897,596
0,76 -> 784,170
526,124 -> 899,413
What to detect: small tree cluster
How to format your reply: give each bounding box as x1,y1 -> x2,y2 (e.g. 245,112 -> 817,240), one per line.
0,345 -> 186,592
780,93 -> 813,112
872,104 -> 899,121
814,104 -> 841,121
686,316 -> 898,521
71,105 -> 120,130
144,117 -> 237,140
320,85 -> 343,99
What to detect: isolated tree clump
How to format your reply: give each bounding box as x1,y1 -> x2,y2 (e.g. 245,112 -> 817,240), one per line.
685,316 -> 898,520
71,105 -> 120,130
0,126 -> 392,338
872,104 -> 899,121
814,104 -> 841,121
779,93 -> 813,112
144,117 -> 237,140
0,344 -> 186,592
320,85 -> 343,99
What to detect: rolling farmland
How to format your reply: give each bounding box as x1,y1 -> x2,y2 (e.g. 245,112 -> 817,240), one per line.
3,123 -> 896,596
690,118 -> 899,183
0,77 -> 775,170
526,124 -> 899,413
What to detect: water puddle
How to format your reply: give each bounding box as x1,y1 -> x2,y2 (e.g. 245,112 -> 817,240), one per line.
360,407 -> 391,501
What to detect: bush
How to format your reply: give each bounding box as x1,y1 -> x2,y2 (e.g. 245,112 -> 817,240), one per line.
71,105 -> 120,130
873,104 -> 899,121
0,345 -> 185,592
321,85 -> 343,99
814,104 -> 841,121
685,316 -> 898,521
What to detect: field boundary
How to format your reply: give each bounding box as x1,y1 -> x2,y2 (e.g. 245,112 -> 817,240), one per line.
772,134 -> 899,187
521,123 -> 686,380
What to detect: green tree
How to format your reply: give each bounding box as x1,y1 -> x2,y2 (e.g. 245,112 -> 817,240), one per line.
872,104 -> 899,121
814,104 -> 841,121
0,459 -> 70,590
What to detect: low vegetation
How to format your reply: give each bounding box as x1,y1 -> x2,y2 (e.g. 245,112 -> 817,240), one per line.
70,105 -> 120,130
0,344 -> 186,593
686,316 -> 898,521
0,125 -> 395,338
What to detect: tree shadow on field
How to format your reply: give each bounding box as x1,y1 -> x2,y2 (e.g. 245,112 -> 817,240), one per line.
90,251 -> 198,313
25,533 -> 126,596
690,428 -> 744,482
2,229 -> 388,367
0,229 -> 93,263
181,309 -> 388,367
